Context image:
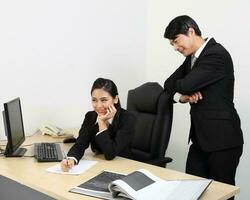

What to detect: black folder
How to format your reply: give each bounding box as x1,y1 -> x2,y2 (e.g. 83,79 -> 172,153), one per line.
0,175 -> 55,200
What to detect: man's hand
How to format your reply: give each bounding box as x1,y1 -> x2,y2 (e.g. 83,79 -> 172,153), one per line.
179,92 -> 203,104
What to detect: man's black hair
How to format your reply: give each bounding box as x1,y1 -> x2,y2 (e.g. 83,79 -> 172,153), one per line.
164,15 -> 202,39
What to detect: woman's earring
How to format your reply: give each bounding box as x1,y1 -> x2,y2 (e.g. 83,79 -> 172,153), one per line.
114,96 -> 119,104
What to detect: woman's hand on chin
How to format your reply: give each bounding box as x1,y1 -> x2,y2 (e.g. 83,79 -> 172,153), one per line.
98,105 -> 117,122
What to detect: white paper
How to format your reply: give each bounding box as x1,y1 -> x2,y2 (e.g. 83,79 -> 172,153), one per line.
46,160 -> 97,175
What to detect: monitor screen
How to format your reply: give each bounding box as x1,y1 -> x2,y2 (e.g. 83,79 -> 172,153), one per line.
2,97 -> 27,157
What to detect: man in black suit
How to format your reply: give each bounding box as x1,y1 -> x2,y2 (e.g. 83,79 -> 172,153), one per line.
163,15 -> 243,197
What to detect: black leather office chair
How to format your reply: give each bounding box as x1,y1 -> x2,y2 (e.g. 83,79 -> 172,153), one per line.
127,82 -> 173,167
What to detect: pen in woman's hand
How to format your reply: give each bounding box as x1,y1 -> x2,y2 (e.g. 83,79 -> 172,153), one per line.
61,150 -> 70,172
61,150 -> 75,172
63,150 -> 68,160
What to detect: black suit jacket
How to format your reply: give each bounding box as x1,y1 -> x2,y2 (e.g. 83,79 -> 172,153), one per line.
164,38 -> 243,152
67,108 -> 135,163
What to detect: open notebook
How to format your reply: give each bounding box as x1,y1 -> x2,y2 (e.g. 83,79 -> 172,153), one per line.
70,169 -> 212,200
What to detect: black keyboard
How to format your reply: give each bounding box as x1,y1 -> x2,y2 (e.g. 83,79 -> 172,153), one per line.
34,143 -> 63,162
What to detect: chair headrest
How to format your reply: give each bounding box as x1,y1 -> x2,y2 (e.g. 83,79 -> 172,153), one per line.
128,82 -> 163,113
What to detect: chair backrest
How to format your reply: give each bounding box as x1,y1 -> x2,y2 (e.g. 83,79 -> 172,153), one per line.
127,82 -> 173,163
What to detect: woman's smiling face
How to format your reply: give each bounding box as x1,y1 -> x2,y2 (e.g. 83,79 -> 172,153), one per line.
91,88 -> 118,116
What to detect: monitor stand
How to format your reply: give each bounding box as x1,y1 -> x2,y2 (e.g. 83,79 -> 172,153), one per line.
5,148 -> 27,157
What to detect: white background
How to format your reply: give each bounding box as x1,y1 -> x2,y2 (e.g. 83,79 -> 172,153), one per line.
0,1 -> 249,199
147,1 -> 250,199
0,0 -> 147,134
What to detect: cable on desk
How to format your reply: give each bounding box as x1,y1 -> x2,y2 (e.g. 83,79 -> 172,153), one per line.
23,155 -> 35,157
55,141 -> 64,144
21,143 -> 35,147
22,141 -> 63,148
0,148 -> 5,156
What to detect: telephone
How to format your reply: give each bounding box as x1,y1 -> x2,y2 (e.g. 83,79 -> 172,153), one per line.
39,124 -> 64,137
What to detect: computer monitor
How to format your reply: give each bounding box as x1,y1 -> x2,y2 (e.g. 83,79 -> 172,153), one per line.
2,97 -> 27,157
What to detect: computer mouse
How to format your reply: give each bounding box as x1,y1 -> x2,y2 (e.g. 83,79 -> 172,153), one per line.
63,136 -> 77,143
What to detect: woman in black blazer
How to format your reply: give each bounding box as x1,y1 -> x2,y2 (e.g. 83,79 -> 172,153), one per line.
61,78 -> 135,171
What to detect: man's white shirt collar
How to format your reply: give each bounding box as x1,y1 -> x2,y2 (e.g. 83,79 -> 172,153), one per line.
194,37 -> 211,58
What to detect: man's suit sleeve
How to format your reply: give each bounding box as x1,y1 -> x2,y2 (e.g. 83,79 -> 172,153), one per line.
175,52 -> 226,95
164,58 -> 189,97
94,112 -> 135,160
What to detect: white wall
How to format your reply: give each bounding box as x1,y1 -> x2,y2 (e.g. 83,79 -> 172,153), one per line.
0,0 -> 147,136
1,1 -> 249,199
147,0 -> 250,199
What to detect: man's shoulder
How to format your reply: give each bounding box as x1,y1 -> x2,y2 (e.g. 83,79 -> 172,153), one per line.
204,38 -> 230,57
207,38 -> 227,51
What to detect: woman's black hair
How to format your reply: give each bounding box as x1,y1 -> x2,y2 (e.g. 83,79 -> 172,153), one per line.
164,15 -> 202,39
91,78 -> 121,108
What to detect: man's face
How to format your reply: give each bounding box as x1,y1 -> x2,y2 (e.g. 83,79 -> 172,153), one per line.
169,31 -> 196,57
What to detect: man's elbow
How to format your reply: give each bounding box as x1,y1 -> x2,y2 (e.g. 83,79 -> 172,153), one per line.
176,81 -> 195,95
104,152 -> 116,160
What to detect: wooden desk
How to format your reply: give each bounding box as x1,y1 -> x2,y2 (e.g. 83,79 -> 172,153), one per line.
0,130 -> 239,200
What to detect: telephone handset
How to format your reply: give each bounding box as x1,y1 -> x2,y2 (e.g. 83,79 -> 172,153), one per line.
39,124 -> 64,137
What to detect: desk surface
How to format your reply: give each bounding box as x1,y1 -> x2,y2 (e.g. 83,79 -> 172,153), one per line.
0,130 -> 239,200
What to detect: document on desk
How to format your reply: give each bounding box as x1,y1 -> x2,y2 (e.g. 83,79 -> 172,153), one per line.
46,160 -> 97,175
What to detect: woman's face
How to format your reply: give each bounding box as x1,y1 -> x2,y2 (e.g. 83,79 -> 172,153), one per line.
91,88 -> 118,116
